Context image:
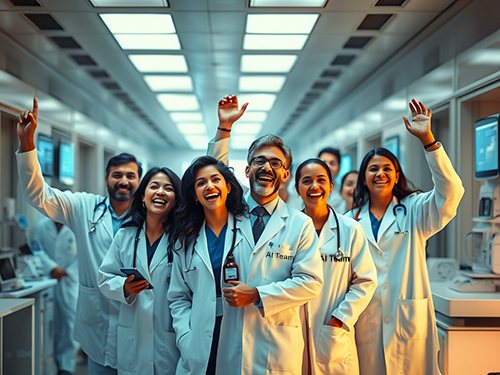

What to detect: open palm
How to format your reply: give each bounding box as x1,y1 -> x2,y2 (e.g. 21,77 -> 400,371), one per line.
218,95 -> 248,126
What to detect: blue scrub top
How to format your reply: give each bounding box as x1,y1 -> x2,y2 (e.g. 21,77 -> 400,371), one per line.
205,224 -> 227,297
369,212 -> 382,241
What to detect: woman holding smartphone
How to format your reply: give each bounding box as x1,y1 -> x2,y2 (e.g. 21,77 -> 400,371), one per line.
98,167 -> 182,375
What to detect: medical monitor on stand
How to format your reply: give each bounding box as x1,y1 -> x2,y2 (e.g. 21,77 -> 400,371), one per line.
475,114 -> 499,180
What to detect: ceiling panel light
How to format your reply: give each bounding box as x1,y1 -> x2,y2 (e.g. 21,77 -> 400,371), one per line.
237,94 -> 277,111
239,111 -> 268,122
91,0 -> 168,6
232,123 -> 262,135
243,35 -> 308,50
185,135 -> 209,150
114,34 -> 180,50
144,75 -> 193,91
239,76 -> 286,92
170,112 -> 203,122
129,55 -> 188,72
176,123 -> 207,135
157,94 -> 199,111
100,14 -> 175,34
241,55 -> 297,73
246,14 -> 319,34
249,0 -> 327,6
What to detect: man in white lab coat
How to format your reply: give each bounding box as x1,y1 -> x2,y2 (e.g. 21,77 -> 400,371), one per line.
16,98 -> 142,375
34,217 -> 79,375
204,95 -> 323,374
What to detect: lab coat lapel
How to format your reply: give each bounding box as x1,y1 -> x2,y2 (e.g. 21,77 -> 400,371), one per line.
318,208 -> 336,248
148,233 -> 169,274
239,214 -> 254,250
356,204 -> 379,248
135,225 -> 151,279
223,214 -> 243,261
377,196 -> 398,241
193,223 -> 214,276
255,198 -> 287,251
99,200 -> 113,240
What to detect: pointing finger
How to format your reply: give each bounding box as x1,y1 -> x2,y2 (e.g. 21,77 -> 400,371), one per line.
33,97 -> 38,117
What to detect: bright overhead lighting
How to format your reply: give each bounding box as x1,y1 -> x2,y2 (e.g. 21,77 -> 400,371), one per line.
170,112 -> 203,122
243,35 -> 308,50
100,14 -> 175,34
232,123 -> 262,135
239,76 -> 286,92
113,35 -> 181,50
231,135 -> 256,150
185,135 -> 209,150
241,55 -> 297,73
91,0 -> 169,7
157,94 -> 199,111
246,14 -> 319,34
249,0 -> 326,6
469,50 -> 500,65
144,75 -> 193,92
176,123 -> 207,135
129,55 -> 188,73
237,94 -> 277,111
239,111 -> 268,122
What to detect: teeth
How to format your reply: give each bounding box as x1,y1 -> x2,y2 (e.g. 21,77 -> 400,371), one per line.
152,199 -> 166,204
205,193 -> 219,199
308,193 -> 322,197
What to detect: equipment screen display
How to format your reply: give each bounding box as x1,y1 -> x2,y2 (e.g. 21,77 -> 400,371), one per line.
37,134 -> 54,177
59,140 -> 75,186
475,115 -> 500,179
0,257 -> 16,282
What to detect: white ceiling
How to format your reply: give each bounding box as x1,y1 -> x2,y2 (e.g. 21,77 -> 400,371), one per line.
0,0 -> 475,151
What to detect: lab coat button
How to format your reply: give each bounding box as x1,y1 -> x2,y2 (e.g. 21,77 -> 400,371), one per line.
148,329 -> 152,333
212,297 -> 215,302
381,284 -> 387,290
384,318 -> 390,324
207,333 -> 212,338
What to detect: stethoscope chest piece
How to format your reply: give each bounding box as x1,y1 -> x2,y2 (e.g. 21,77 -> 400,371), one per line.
393,202 -> 408,235
334,248 -> 344,260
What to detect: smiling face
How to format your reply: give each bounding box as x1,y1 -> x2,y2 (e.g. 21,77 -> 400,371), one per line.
245,146 -> 289,205
142,172 -> 175,221
296,162 -> 333,211
341,172 -> 358,200
106,162 -> 140,202
319,152 -> 340,179
194,165 -> 231,215
364,155 -> 399,199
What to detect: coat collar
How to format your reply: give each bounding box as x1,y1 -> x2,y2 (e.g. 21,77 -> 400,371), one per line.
355,196 -> 399,247
134,223 -> 170,277
253,197 -> 289,250
318,208 -> 337,248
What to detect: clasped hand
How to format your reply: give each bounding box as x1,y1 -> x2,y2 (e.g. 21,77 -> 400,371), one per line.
222,281 -> 259,308
123,275 -> 149,298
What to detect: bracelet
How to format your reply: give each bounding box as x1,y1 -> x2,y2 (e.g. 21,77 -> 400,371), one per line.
424,140 -> 437,149
218,127 -> 231,132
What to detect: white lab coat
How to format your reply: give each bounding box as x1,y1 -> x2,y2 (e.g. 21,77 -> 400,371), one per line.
168,208 -> 323,375
307,209 -> 377,375
345,145 -> 464,375
17,149 -> 120,367
98,225 -> 180,375
33,217 -> 79,372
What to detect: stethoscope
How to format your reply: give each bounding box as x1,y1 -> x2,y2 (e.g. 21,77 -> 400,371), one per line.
133,226 -> 173,267
331,208 -> 345,261
88,198 -> 107,234
184,216 -> 238,273
354,199 -> 408,235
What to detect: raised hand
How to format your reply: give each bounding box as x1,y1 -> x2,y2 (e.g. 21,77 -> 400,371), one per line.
218,95 -> 248,129
403,99 -> 436,147
17,97 -> 38,152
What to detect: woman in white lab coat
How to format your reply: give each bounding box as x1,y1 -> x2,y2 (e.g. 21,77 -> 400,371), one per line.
168,156 -> 248,375
295,158 -> 377,375
98,167 -> 182,375
346,100 -> 464,375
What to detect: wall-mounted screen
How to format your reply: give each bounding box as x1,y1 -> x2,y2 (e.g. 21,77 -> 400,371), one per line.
37,134 -> 54,177
59,140 -> 75,186
383,135 -> 399,159
475,114 -> 499,180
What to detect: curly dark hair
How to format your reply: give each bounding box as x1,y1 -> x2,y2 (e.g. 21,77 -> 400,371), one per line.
174,156 -> 248,250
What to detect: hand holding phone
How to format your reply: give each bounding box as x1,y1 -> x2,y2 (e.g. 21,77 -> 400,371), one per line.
120,268 -> 154,298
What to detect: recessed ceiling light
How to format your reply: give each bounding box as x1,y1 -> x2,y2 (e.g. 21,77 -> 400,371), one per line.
237,94 -> 277,111
238,111 -> 268,122
129,55 -> 188,72
91,0 -> 169,7
176,123 -> 207,135
113,34 -> 181,50
100,14 -> 175,34
243,35 -> 308,50
249,0 -> 326,6
239,76 -> 286,92
157,94 -> 199,111
246,14 -> 319,34
241,55 -> 297,73
170,112 -> 203,122
232,123 -> 262,135
185,135 -> 209,150
144,75 -> 193,92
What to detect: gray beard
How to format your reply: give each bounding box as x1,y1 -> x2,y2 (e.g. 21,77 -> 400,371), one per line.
251,179 -> 280,199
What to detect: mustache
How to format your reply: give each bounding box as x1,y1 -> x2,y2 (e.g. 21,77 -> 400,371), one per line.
256,171 -> 276,180
114,183 -> 132,191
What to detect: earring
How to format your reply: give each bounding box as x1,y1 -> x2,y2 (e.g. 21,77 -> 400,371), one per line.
195,199 -> 199,204
142,202 -> 146,208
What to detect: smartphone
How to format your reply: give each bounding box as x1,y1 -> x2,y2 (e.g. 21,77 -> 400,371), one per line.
120,268 -> 154,289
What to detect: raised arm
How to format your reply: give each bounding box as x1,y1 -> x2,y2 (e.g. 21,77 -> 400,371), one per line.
403,99 -> 439,152
17,97 -> 38,152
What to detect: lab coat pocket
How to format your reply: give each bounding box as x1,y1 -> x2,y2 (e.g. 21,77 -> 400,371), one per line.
316,325 -> 350,364
77,284 -> 102,325
177,331 -> 191,372
263,245 -> 294,282
267,324 -> 302,371
398,298 -> 428,339
117,325 -> 137,372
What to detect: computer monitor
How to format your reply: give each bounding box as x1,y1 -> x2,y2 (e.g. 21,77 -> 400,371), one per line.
59,139 -> 75,186
475,114 -> 500,180
37,134 -> 54,177
0,254 -> 17,291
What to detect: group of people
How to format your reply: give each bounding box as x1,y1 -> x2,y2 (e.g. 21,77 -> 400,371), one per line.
16,95 -> 464,375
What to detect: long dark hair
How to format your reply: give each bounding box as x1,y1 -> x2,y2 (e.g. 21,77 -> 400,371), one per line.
352,148 -> 422,209
174,156 -> 248,250
122,167 -> 182,252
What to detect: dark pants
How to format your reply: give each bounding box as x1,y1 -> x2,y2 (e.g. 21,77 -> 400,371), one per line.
207,315 -> 223,375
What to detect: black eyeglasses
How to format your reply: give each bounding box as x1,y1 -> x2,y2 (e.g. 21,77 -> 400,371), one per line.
251,156 -> 285,170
